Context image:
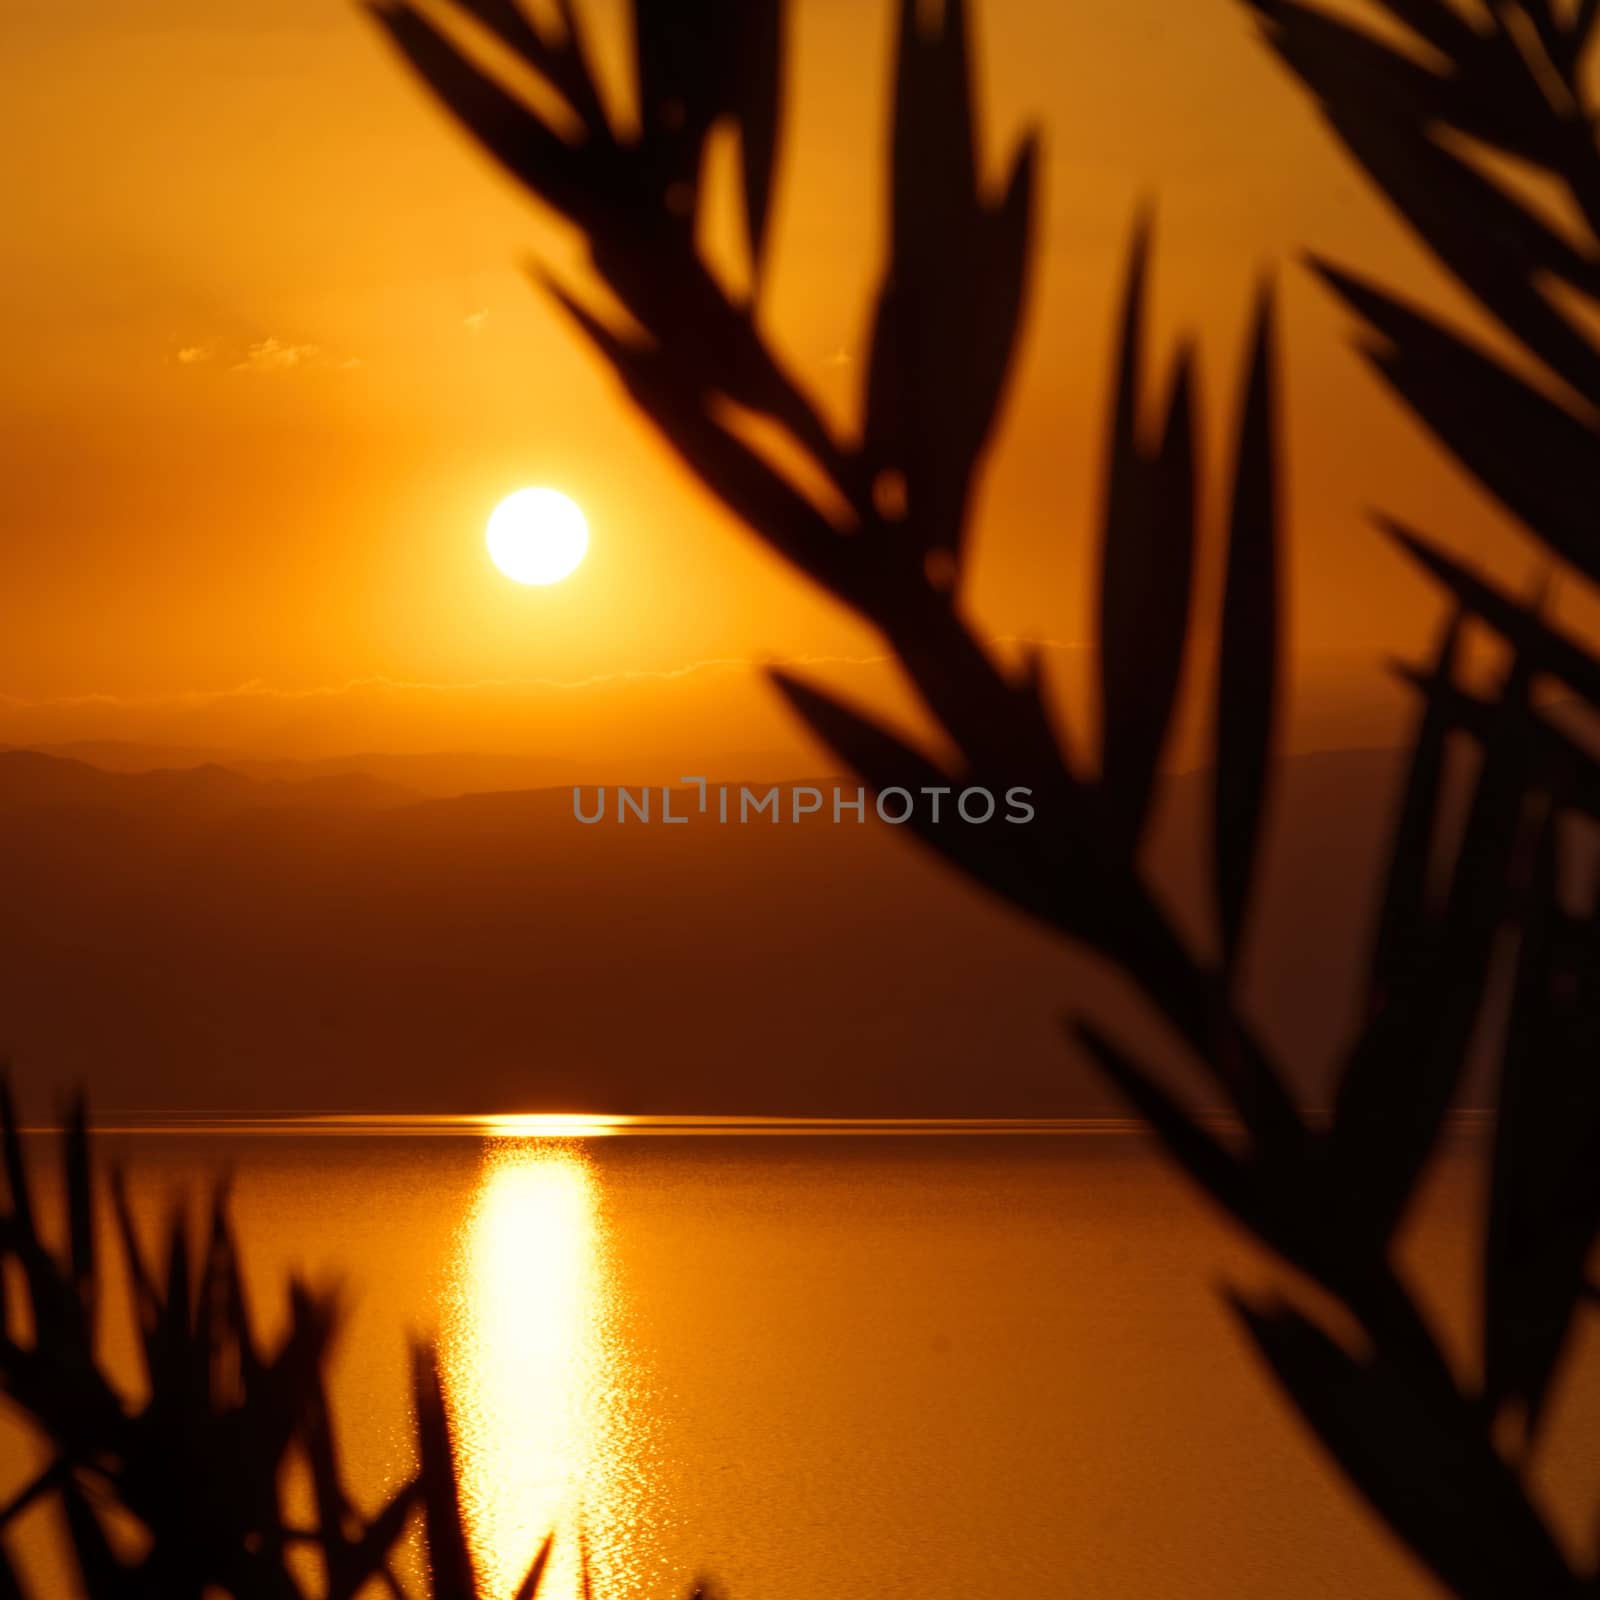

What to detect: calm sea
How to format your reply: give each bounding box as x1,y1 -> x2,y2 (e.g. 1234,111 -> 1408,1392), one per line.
4,1122 -> 1596,1597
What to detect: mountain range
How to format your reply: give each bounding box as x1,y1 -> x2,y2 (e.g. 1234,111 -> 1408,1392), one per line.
0,740 -> 1426,1116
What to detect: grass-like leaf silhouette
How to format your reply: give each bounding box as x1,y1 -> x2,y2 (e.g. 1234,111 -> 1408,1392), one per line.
0,0 -> 1590,1595
1096,217 -> 1196,861
1212,286 -> 1280,975
370,0 -> 1600,1592
0,1084 -> 620,1598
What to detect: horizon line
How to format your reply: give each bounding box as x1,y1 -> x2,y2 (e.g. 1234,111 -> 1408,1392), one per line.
15,1109 -> 1497,1139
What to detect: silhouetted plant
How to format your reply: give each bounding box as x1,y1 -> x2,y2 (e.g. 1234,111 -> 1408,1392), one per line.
371,0 -> 1600,1592
0,1085 -> 589,1598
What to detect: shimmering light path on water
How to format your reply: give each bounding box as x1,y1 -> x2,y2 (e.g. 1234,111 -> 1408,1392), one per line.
442,1139 -> 654,1597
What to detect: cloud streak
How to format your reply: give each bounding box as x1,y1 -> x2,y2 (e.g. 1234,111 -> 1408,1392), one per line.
173,336 -> 362,374
0,640 -> 1080,713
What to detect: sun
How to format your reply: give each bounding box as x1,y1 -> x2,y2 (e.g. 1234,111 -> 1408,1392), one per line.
486,488 -> 588,586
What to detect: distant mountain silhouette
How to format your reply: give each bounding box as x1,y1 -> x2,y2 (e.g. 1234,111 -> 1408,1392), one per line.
0,744 -> 1444,1116
18,741 -> 817,798
7,741 -> 238,773
19,742 -> 579,799
0,750 -> 421,817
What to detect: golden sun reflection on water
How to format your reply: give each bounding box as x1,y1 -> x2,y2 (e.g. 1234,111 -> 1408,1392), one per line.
441,1138 -> 653,1598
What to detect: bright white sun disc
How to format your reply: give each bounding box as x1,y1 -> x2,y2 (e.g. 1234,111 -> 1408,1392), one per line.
487,488 -> 588,585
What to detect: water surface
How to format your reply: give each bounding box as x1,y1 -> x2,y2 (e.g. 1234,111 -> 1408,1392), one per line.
3,1122 -> 1594,1597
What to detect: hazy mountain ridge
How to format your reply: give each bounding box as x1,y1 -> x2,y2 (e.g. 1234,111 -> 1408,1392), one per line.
0,749 -> 420,816
10,740 -> 826,798
0,744 -> 1428,1116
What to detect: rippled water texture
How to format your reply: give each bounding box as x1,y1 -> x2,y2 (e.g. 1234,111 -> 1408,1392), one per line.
3,1123 -> 1597,1597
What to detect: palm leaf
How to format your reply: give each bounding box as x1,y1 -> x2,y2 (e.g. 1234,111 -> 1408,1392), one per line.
514,1532 -> 556,1600
411,1340 -> 478,1600
367,3 -> 609,225
1332,646 -> 1535,1241
1212,285 -> 1281,974
1386,522 -> 1600,705
1483,818 -> 1600,1437
443,0 -> 609,137
0,1535 -> 28,1600
1073,1021 -> 1277,1247
1361,611 -> 1462,1024
62,1094 -> 95,1340
542,279 -> 865,605
1096,220 -> 1197,857
1317,264 -> 1600,587
864,0 -> 1035,566
1234,1294 -> 1576,1599
1246,0 -> 1600,403
769,669 -> 1073,934
732,0 -> 784,279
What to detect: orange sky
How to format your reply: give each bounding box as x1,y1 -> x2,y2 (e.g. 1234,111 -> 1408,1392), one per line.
0,0 -> 1567,761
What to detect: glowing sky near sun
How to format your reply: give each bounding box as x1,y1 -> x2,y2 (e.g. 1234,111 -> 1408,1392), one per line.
0,0 -> 1576,759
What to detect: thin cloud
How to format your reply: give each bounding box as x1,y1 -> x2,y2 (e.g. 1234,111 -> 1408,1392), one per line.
464,309 -> 489,335
232,337 -> 322,374
0,640 -> 1081,713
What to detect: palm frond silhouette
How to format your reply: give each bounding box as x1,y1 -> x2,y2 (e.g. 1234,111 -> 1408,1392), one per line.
3,0 -> 1597,1593
0,1087 -> 586,1597
367,0 -> 1600,1593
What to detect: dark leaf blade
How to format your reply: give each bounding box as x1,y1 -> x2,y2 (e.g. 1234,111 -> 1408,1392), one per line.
1099,213 -> 1152,706
634,0 -> 724,217
1250,2 -> 1600,403
411,1339 -> 477,1600
1364,610 -> 1462,1015
57,1476 -> 124,1599
1243,0 -> 1549,165
63,1093 -> 94,1335
1359,0 -> 1479,56
734,0 -> 785,278
514,1531 -> 557,1600
1073,1021 -> 1272,1243
1334,646 -> 1535,1240
1,1080 -> 82,1359
1097,222 -> 1198,856
1387,521 -> 1600,705
330,1479 -> 418,1600
1233,1295 -> 1576,1599
109,1167 -> 162,1388
541,281 -> 862,610
367,4 -> 600,224
157,1204 -> 194,1408
439,0 -> 551,73
861,278 -> 904,478
0,1535 -> 28,1600
961,134 -> 1039,540
304,1365 -> 354,1583
442,0 -> 609,135
248,1277 -> 340,1480
1483,808 -> 1556,1426
210,1193 -> 261,1386
0,1079 -> 36,1248
1483,822 -> 1600,1435
891,0 -> 978,263
769,670 -> 1076,936
871,0 -> 1031,565
1403,665 -> 1600,826
1317,264 -> 1600,585
1213,286 -> 1282,974
1579,0 -> 1600,56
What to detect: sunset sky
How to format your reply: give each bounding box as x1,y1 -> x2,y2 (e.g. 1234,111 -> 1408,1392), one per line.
0,0 -> 1557,764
